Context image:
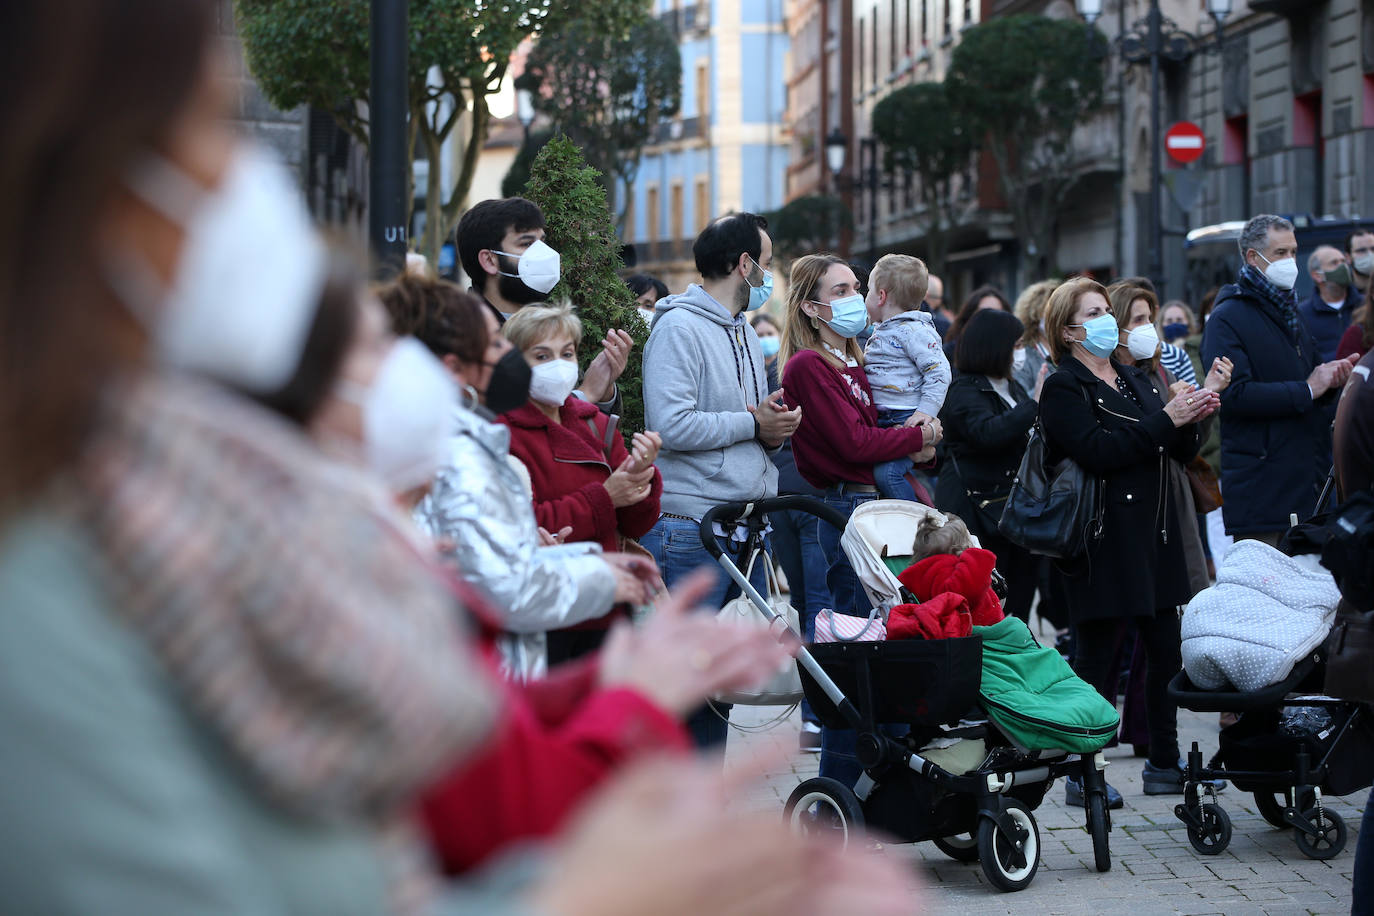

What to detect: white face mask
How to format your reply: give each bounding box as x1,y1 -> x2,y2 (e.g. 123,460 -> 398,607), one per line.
528,358 -> 580,406
1012,346 -> 1027,370
1355,252 -> 1374,275
1126,324 -> 1160,360
1256,251 -> 1299,290
339,338 -> 455,492
495,239 -> 561,295
114,146 -> 326,393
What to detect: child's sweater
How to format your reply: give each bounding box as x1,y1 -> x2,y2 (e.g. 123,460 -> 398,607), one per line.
863,311 -> 951,416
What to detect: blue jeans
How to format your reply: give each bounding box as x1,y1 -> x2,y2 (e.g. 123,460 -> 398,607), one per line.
769,508 -> 833,724
640,515 -> 770,751
816,488 -> 886,783
874,408 -> 919,501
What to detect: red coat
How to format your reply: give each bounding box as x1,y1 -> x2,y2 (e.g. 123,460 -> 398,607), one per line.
898,547 -> 1005,627
500,397 -> 662,553
419,576 -> 690,875
887,592 -> 972,641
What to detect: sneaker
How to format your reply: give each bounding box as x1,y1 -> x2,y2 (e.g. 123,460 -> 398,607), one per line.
1064,776 -> 1123,809
1142,761 -> 1228,796
800,721 -> 822,753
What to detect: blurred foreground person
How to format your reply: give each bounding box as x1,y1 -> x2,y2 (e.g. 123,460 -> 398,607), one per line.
0,3 -> 918,915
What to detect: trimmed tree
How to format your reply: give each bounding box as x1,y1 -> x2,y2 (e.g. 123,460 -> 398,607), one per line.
766,195 -> 853,264
870,82 -> 975,277
946,15 -> 1106,281
234,0 -> 642,265
524,136 -> 648,435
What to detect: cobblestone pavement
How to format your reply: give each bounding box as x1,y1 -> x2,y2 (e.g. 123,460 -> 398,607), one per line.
722,635 -> 1366,915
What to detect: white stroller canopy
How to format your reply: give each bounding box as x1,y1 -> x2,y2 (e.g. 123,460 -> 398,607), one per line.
840,500 -> 948,617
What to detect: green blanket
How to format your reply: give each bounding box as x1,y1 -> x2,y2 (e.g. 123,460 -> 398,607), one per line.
972,617 -> 1120,753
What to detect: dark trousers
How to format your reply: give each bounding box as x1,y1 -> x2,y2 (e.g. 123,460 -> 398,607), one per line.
1073,611 -> 1182,770
977,531 -> 1038,624
770,508 -> 833,725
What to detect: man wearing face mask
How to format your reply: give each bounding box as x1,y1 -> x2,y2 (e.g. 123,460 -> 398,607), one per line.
640,212 -> 803,750
456,197 -> 632,409
1202,214 -> 1360,545
1298,245 -> 1364,362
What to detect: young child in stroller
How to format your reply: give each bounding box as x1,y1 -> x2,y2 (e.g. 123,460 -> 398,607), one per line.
887,514 -> 1004,641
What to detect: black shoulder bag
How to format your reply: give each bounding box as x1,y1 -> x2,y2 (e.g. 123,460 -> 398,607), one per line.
997,385 -> 1105,559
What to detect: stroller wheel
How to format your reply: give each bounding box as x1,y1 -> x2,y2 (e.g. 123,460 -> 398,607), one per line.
1253,789 -> 1315,829
784,777 -> 865,850
1086,793 -> 1111,873
1186,804 -> 1232,856
932,833 -> 980,863
1294,807 -> 1347,860
977,799 -> 1040,892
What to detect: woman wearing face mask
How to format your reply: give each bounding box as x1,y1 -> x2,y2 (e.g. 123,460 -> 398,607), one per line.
1105,282 -> 1234,755
500,304 -> 664,665
628,273 -> 669,325
1039,278 -> 1221,806
380,275 -> 659,681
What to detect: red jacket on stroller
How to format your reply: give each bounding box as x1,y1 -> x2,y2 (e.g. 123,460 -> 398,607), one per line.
898,548 -> 1005,628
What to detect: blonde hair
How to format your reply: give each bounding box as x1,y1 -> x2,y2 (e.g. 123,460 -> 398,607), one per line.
1043,277 -> 1110,365
778,254 -> 865,369
1013,278 -> 1059,345
1157,299 -> 1197,337
911,512 -> 972,562
502,301 -> 583,353
870,254 -> 929,312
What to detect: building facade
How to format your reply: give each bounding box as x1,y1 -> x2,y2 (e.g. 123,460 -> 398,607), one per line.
621,0 -> 793,290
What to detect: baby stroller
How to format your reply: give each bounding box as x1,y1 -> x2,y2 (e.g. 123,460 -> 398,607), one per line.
1167,480 -> 1374,860
1168,659 -> 1372,858
699,496 -> 1116,892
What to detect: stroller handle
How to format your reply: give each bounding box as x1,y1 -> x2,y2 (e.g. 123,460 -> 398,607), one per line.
699,496 -> 850,558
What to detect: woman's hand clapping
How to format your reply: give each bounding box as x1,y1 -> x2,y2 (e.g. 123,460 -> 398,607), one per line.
604,455 -> 655,507
1162,383 -> 1220,428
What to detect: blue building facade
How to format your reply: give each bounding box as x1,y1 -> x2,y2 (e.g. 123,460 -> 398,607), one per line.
621,0 -> 791,288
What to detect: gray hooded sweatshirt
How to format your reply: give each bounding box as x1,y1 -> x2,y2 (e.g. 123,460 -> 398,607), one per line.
643,284 -> 778,519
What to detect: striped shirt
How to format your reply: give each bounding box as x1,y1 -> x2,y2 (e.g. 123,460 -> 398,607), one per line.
1159,341 -> 1197,386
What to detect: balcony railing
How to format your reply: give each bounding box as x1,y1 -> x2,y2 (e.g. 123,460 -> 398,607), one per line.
649,116 -> 705,145
656,4 -> 707,36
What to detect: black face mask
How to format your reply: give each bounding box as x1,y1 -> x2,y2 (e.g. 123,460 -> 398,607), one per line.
484,348 -> 532,415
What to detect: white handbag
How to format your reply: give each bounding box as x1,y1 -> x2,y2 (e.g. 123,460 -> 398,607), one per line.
713,548 -> 804,706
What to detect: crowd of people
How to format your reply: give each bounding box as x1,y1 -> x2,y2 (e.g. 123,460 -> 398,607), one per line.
3,0 -> 1371,910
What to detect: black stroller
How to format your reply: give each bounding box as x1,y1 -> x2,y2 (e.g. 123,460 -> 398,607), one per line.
700,496 -> 1115,892
1168,657 -> 1372,858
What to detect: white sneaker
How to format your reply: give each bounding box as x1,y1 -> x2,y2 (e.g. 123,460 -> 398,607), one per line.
800,721 -> 822,752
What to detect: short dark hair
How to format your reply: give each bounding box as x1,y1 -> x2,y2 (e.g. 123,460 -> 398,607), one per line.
1346,227 -> 1374,253
946,285 -> 1010,343
378,273 -> 489,365
954,308 -> 1025,379
750,313 -> 780,334
627,273 -> 669,300
693,212 -> 769,280
456,197 -> 546,292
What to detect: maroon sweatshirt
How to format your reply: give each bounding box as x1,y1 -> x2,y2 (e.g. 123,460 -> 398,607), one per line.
782,348 -> 927,488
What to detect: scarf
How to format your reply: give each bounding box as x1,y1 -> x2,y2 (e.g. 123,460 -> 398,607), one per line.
1238,263 -> 1303,344
67,372 -> 500,911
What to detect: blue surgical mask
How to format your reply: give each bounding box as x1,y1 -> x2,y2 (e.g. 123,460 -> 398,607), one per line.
745,256 -> 772,311
1069,313 -> 1120,359
816,294 -> 870,338
758,335 -> 781,358
1162,321 -> 1189,343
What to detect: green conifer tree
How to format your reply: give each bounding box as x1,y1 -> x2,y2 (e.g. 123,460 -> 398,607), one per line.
525,136 -> 647,435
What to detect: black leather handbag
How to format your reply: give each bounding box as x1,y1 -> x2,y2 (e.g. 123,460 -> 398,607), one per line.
997,422 -> 1104,559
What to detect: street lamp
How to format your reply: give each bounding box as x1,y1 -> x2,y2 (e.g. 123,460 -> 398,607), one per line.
824,128 -> 888,265
1078,0 -> 1228,290
825,128 -> 848,177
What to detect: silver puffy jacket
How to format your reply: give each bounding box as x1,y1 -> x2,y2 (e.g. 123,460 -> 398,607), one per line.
414,404 -> 616,680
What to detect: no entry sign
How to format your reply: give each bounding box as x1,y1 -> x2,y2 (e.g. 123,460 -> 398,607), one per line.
1165,121 -> 1206,164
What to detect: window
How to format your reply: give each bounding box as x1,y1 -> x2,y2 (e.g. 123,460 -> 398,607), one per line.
962,0 -> 971,27
904,0 -> 912,56
858,15 -> 866,94
696,178 -> 710,232
872,14 -> 878,83
920,0 -> 927,42
624,193 -> 636,243
647,185 -> 660,243
696,63 -> 710,122
942,0 -> 951,39
670,182 -> 684,242
890,0 -> 898,73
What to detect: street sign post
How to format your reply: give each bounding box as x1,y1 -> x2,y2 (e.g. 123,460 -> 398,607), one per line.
1164,121 -> 1206,165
